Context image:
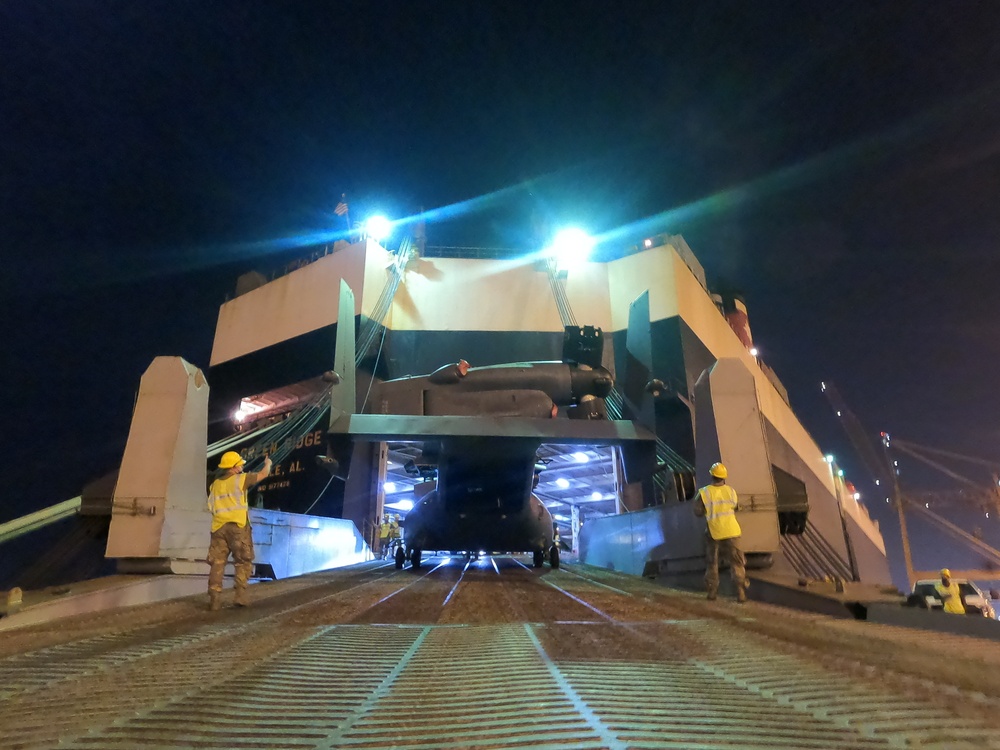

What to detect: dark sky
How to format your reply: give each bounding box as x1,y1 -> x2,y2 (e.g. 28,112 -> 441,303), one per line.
3,2 -> 1000,587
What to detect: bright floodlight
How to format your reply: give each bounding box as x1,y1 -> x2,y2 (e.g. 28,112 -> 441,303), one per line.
591,491 -> 602,500
555,477 -> 570,489
365,214 -> 392,241
549,227 -> 594,272
383,481 -> 396,493
395,499 -> 414,511
573,451 -> 589,463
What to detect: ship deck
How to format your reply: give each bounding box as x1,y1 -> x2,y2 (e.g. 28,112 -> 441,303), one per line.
4,558 -> 1000,749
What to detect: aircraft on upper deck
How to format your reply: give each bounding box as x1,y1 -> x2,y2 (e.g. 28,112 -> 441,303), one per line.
323,281 -> 659,570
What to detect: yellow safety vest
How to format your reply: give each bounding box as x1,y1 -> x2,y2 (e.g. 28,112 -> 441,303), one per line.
699,484 -> 741,540
207,474 -> 250,532
935,581 -> 965,614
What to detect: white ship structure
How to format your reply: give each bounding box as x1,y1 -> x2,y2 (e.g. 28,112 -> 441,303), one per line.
161,232 -> 891,585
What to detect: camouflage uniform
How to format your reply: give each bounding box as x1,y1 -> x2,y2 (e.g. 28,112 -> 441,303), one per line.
704,535 -> 747,598
207,522 -> 255,597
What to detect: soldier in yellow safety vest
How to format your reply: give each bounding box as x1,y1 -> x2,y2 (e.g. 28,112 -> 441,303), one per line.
206,451 -> 271,611
935,568 -> 966,614
694,462 -> 749,603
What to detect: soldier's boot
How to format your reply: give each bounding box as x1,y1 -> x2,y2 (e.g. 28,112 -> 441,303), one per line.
706,588 -> 718,601
234,587 -> 250,608
209,591 -> 221,612
736,586 -> 747,604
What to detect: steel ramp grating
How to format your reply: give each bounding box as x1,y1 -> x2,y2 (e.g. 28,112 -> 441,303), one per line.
335,624 -> 607,750
8,621 -> 1000,750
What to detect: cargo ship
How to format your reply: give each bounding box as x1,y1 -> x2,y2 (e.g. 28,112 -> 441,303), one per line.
201,231 -> 890,585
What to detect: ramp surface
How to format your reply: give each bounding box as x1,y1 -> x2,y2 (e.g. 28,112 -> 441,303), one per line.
3,558 -> 1000,749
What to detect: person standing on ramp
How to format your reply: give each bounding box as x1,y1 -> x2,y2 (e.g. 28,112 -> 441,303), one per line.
207,451 -> 272,610
694,462 -> 748,603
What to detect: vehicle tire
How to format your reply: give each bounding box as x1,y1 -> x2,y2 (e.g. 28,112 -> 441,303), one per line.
394,545 -> 405,569
532,549 -> 544,568
905,593 -> 930,609
411,548 -> 422,570
550,545 -> 560,569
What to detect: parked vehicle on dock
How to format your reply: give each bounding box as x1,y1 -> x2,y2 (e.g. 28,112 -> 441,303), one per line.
908,579 -> 998,618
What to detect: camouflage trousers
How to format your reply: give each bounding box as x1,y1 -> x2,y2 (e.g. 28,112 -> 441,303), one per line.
207,522 -> 255,594
705,534 -> 747,595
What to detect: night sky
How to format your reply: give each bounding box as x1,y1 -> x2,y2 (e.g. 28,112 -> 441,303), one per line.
3,2 -> 1000,589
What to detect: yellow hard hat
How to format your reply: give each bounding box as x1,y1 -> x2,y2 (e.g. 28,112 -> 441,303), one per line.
709,462 -> 728,479
218,451 -> 245,470
940,568 -> 951,578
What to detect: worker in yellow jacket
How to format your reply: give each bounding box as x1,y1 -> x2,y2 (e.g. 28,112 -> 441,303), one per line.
206,451 -> 271,610
377,514 -> 392,558
935,568 -> 966,614
695,462 -> 748,603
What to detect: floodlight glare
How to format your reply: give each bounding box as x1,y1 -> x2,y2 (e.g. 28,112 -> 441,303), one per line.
383,481 -> 396,493
365,214 -> 392,241
549,227 -> 594,272
555,477 -> 570,489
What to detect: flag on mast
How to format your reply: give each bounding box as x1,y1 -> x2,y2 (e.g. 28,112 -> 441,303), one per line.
334,194 -> 351,235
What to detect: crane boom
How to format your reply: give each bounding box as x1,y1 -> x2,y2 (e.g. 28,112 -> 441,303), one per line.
821,380 -> 1000,590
